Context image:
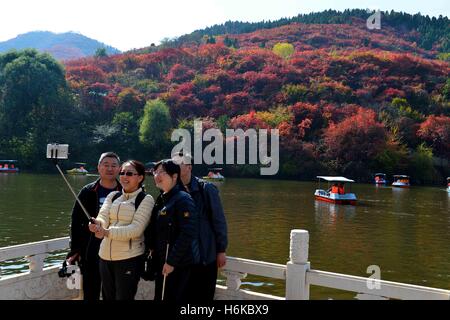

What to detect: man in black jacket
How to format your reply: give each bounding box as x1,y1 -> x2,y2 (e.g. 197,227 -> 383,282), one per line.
172,152 -> 228,301
66,152 -> 121,300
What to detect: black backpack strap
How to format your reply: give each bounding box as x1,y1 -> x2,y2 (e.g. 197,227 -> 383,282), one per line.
112,191 -> 122,203
129,191 -> 147,226
111,191 -> 146,211
127,191 -> 147,249
134,191 -> 146,211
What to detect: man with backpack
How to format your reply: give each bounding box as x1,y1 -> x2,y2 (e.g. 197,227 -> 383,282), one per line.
172,152 -> 228,301
66,152 -> 121,300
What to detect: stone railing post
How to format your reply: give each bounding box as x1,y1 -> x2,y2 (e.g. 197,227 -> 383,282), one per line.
286,229 -> 310,300
26,253 -> 48,273
221,270 -> 247,291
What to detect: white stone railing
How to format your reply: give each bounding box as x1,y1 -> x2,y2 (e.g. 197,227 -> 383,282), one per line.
215,257 -> 286,300
0,237 -> 154,300
0,237 -> 80,300
1,230 -> 449,300
219,230 -> 450,300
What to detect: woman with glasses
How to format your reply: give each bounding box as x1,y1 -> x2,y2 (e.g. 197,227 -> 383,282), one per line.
148,159 -> 200,302
89,160 -> 154,300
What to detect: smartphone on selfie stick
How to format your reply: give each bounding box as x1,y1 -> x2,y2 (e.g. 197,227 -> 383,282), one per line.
46,143 -> 94,223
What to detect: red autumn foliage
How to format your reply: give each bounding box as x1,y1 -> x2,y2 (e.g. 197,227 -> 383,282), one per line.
382,88 -> 406,99
116,88 -> 145,113
324,108 -> 387,163
242,71 -> 281,99
229,111 -> 269,130
288,103 -> 324,139
223,91 -> 252,116
164,90 -> 205,119
417,115 -> 450,157
198,85 -> 221,105
166,64 -> 196,83
66,65 -> 106,84
61,20 -> 450,179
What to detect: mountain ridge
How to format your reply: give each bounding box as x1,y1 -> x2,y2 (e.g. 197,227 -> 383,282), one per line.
0,31 -> 121,60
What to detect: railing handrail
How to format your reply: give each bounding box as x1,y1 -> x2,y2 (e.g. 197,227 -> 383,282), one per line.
0,237 -> 69,261
219,257 -> 450,300
307,269 -> 450,300
224,256 -> 286,280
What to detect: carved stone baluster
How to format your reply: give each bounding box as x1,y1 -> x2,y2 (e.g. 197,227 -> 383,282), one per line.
26,253 -> 48,273
221,270 -> 247,291
286,229 -> 311,300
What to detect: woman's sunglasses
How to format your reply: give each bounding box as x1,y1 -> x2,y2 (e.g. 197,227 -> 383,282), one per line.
119,171 -> 139,176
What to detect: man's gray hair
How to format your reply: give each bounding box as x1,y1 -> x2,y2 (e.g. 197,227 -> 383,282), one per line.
98,152 -> 120,164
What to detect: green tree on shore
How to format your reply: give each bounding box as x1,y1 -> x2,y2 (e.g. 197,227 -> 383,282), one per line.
0,49 -> 76,169
139,99 -> 173,160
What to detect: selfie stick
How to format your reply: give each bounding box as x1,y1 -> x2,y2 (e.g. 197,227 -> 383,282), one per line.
50,147 -> 94,222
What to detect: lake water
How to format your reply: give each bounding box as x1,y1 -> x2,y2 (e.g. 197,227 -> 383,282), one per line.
0,173 -> 449,299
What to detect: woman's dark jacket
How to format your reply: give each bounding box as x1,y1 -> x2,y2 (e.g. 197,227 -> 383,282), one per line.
148,185 -> 200,268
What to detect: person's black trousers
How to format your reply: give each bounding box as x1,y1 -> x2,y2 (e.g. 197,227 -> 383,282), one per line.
189,261 -> 218,301
99,256 -> 142,300
80,256 -> 101,301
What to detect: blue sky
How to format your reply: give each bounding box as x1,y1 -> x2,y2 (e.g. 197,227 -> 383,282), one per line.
1,0 -> 449,51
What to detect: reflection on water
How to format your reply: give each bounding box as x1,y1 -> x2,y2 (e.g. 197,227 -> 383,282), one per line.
0,174 -> 449,299
314,200 -> 356,226
241,281 -> 275,287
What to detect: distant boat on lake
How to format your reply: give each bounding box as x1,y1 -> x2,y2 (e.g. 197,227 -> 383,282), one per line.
66,162 -> 88,175
392,175 -> 410,188
374,173 -> 387,185
0,160 -> 19,173
203,168 -> 225,181
314,176 -> 357,205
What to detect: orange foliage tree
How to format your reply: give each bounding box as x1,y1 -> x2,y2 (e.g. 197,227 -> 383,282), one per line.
417,115 -> 450,158
324,108 -> 387,165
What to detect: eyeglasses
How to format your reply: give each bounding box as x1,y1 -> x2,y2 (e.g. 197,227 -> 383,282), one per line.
152,170 -> 167,176
119,171 -> 139,176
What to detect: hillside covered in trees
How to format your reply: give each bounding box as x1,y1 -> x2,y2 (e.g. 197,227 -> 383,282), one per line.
0,10 -> 449,183
141,9 -> 450,55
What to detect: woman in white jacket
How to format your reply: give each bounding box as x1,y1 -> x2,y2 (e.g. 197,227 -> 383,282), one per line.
89,160 -> 154,300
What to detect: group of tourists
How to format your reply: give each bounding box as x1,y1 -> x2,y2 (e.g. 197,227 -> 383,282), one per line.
66,151 -> 228,302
